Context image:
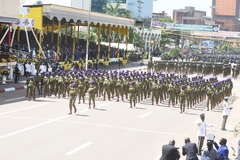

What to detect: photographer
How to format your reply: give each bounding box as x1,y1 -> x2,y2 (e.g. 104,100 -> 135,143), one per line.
213,138 -> 229,160
201,141 -> 219,160
160,139 -> 180,160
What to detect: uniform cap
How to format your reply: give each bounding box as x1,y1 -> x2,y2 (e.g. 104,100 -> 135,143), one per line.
200,113 -> 205,117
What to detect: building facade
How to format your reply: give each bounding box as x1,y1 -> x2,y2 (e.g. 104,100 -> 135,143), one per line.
152,11 -> 171,21
212,0 -> 240,31
173,6 -> 206,25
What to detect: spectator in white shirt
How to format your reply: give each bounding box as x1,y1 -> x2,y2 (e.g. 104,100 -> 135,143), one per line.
39,62 -> 47,73
196,113 -> 213,155
25,62 -> 32,77
221,97 -> 232,131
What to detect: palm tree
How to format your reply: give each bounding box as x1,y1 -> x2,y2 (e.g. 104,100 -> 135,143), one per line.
102,0 -> 132,43
102,0 -> 132,18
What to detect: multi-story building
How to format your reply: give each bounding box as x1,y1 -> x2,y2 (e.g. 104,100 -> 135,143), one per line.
212,0 -> 240,31
152,11 -> 171,21
173,6 -> 206,24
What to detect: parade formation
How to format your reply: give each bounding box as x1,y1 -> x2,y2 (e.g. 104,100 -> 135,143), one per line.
25,62 -> 233,114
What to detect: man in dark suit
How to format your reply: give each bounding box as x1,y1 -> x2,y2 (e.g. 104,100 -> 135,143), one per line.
160,139 -> 180,160
182,137 -> 198,160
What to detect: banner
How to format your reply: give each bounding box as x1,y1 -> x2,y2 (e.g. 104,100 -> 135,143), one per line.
19,7 -> 42,30
12,18 -> 35,27
173,24 -> 219,32
202,41 -> 214,48
152,21 -> 219,32
151,21 -> 175,29
192,31 -> 240,38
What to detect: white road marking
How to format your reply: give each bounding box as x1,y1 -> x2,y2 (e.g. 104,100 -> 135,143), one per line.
0,109 -> 88,140
5,97 -> 26,102
0,103 -> 51,116
0,102 -> 113,139
139,112 -> 152,118
65,142 -> 93,155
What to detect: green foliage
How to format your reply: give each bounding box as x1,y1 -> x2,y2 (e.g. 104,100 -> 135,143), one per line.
142,52 -> 148,59
103,0 -> 132,18
160,30 -> 171,49
129,28 -> 141,48
215,42 -> 238,54
160,48 -> 181,60
159,18 -> 174,22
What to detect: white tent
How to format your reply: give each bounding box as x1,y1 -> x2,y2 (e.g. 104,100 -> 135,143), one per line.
101,42 -> 135,51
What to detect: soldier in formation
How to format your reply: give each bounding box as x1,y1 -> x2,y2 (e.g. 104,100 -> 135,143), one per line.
26,68 -> 233,113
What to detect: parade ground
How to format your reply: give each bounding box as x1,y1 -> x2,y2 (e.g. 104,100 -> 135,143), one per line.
0,59 -> 239,160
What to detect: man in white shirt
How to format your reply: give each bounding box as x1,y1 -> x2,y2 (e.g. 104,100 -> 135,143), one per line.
221,97 -> 232,130
39,62 -> 47,74
196,113 -> 213,155
25,62 -> 32,77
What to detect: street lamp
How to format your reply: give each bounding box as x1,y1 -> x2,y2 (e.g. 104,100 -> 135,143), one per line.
85,0 -> 91,70
148,0 -> 157,61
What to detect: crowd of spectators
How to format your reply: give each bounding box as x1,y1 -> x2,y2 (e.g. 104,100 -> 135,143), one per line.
0,29 -> 127,63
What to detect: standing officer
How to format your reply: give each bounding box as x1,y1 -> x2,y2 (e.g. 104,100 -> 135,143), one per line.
196,114 -> 213,155
221,97 -> 232,130
14,63 -> 20,83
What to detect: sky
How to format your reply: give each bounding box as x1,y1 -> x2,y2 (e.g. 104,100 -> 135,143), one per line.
23,0 -> 213,17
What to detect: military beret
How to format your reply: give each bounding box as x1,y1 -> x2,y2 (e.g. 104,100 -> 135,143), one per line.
130,81 -> 135,85
71,83 -> 77,87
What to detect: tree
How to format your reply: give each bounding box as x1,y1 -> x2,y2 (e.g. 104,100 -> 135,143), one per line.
129,28 -> 141,48
159,18 -> 174,23
159,30 -> 171,49
102,0 -> 132,18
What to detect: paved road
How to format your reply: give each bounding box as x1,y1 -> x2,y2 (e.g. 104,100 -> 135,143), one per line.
0,59 -> 240,160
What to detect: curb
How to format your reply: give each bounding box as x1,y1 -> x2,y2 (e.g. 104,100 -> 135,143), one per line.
0,85 -> 27,93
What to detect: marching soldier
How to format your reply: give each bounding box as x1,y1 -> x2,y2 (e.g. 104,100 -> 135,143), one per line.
151,79 -> 159,105
115,76 -> 123,102
129,81 -> 136,108
103,75 -> 111,101
168,81 -> 175,107
179,85 -> 186,113
68,83 -> 77,114
57,73 -> 64,99
88,80 -> 96,109
28,76 -> 35,101
206,84 -> 214,111
77,77 -> 85,103
43,72 -> 50,98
